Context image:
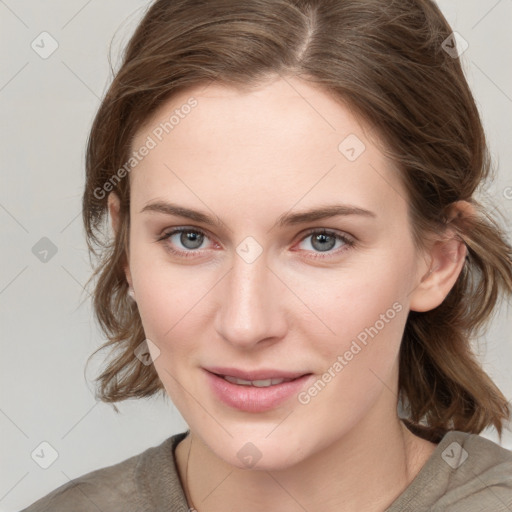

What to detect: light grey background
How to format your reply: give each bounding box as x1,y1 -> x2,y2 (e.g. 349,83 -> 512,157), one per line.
1,1 -> 511,510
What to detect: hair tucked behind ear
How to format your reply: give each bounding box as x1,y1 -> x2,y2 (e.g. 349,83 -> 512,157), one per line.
83,0 -> 511,438
399,204 -> 512,442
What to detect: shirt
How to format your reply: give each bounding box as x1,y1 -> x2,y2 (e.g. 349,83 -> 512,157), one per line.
21,429 -> 512,511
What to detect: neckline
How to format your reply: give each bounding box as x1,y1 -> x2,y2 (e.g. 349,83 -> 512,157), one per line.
165,429 -> 463,511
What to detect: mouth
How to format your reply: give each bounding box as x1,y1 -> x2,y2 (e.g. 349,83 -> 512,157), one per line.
204,366 -> 311,386
210,372 -> 306,388
203,368 -> 315,412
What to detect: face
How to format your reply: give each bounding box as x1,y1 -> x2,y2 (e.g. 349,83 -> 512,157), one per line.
112,76 -> 432,470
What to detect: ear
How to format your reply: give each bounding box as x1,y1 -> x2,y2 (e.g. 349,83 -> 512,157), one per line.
107,191 -> 121,235
107,192 -> 133,288
409,201 -> 473,312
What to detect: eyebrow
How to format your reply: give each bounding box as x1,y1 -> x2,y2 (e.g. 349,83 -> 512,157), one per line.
140,201 -> 376,227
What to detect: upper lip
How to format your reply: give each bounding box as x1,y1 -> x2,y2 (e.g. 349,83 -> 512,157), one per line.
204,367 -> 310,381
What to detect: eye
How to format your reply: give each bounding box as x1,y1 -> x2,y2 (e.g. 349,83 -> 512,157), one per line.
156,227 -> 355,260
295,229 -> 355,259
156,227 -> 213,258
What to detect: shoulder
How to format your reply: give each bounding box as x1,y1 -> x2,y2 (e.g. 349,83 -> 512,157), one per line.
387,429 -> 512,511
435,430 -> 512,511
20,454 -> 141,512
20,433 -> 188,512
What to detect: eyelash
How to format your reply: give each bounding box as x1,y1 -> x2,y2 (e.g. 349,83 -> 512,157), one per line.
156,227 -> 356,260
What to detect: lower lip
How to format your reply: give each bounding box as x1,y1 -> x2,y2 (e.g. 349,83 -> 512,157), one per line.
204,370 -> 314,412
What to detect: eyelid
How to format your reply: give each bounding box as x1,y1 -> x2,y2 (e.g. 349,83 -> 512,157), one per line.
292,228 -> 355,259
297,227 -> 355,244
157,225 -> 355,258
156,226 -> 218,254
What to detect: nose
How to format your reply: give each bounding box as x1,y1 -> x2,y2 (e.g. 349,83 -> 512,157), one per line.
214,248 -> 288,349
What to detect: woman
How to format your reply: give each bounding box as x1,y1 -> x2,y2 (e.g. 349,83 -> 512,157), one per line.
23,0 -> 512,510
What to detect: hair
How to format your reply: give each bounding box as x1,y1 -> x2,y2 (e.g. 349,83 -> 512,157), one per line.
83,0 -> 512,442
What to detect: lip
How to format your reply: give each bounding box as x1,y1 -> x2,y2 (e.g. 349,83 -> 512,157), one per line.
204,366 -> 309,381
204,369 -> 314,413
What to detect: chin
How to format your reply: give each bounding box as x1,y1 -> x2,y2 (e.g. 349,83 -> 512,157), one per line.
207,434 -> 307,472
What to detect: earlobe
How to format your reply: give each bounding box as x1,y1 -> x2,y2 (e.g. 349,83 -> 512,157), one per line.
409,201 -> 474,313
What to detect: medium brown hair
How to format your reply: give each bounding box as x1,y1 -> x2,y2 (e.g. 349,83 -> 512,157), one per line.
83,0 -> 512,442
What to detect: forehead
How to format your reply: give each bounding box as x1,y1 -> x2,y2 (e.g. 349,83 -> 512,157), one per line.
134,77 -> 376,155
128,77 -> 408,225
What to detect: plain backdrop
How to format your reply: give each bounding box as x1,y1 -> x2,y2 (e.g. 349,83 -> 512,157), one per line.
1,1 -> 511,510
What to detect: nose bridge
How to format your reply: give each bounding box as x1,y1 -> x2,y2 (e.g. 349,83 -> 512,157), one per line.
215,244 -> 285,347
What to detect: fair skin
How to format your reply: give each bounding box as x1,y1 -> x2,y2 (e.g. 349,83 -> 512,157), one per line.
108,76 -> 468,512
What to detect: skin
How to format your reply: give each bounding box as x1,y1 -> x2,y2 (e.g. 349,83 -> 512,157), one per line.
108,76 -> 469,512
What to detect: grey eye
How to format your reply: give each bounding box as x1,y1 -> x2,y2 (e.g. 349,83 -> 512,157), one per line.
172,230 -> 205,250
310,233 -> 337,252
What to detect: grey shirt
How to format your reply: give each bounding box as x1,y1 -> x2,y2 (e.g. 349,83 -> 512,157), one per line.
21,429 -> 512,511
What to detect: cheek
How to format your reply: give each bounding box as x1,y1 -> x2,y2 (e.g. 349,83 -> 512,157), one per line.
305,251 -> 412,350
131,263 -> 212,407
295,270 -> 410,425
296,252 -> 415,412
134,272 -> 209,344
314,289 -> 407,395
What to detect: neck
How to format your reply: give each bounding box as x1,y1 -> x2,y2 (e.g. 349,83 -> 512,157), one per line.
175,406 -> 437,512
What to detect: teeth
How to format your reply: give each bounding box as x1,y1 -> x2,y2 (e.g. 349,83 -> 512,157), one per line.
223,376 -> 292,387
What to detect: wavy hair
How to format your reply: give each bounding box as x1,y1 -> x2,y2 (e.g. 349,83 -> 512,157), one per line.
83,0 -> 512,442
